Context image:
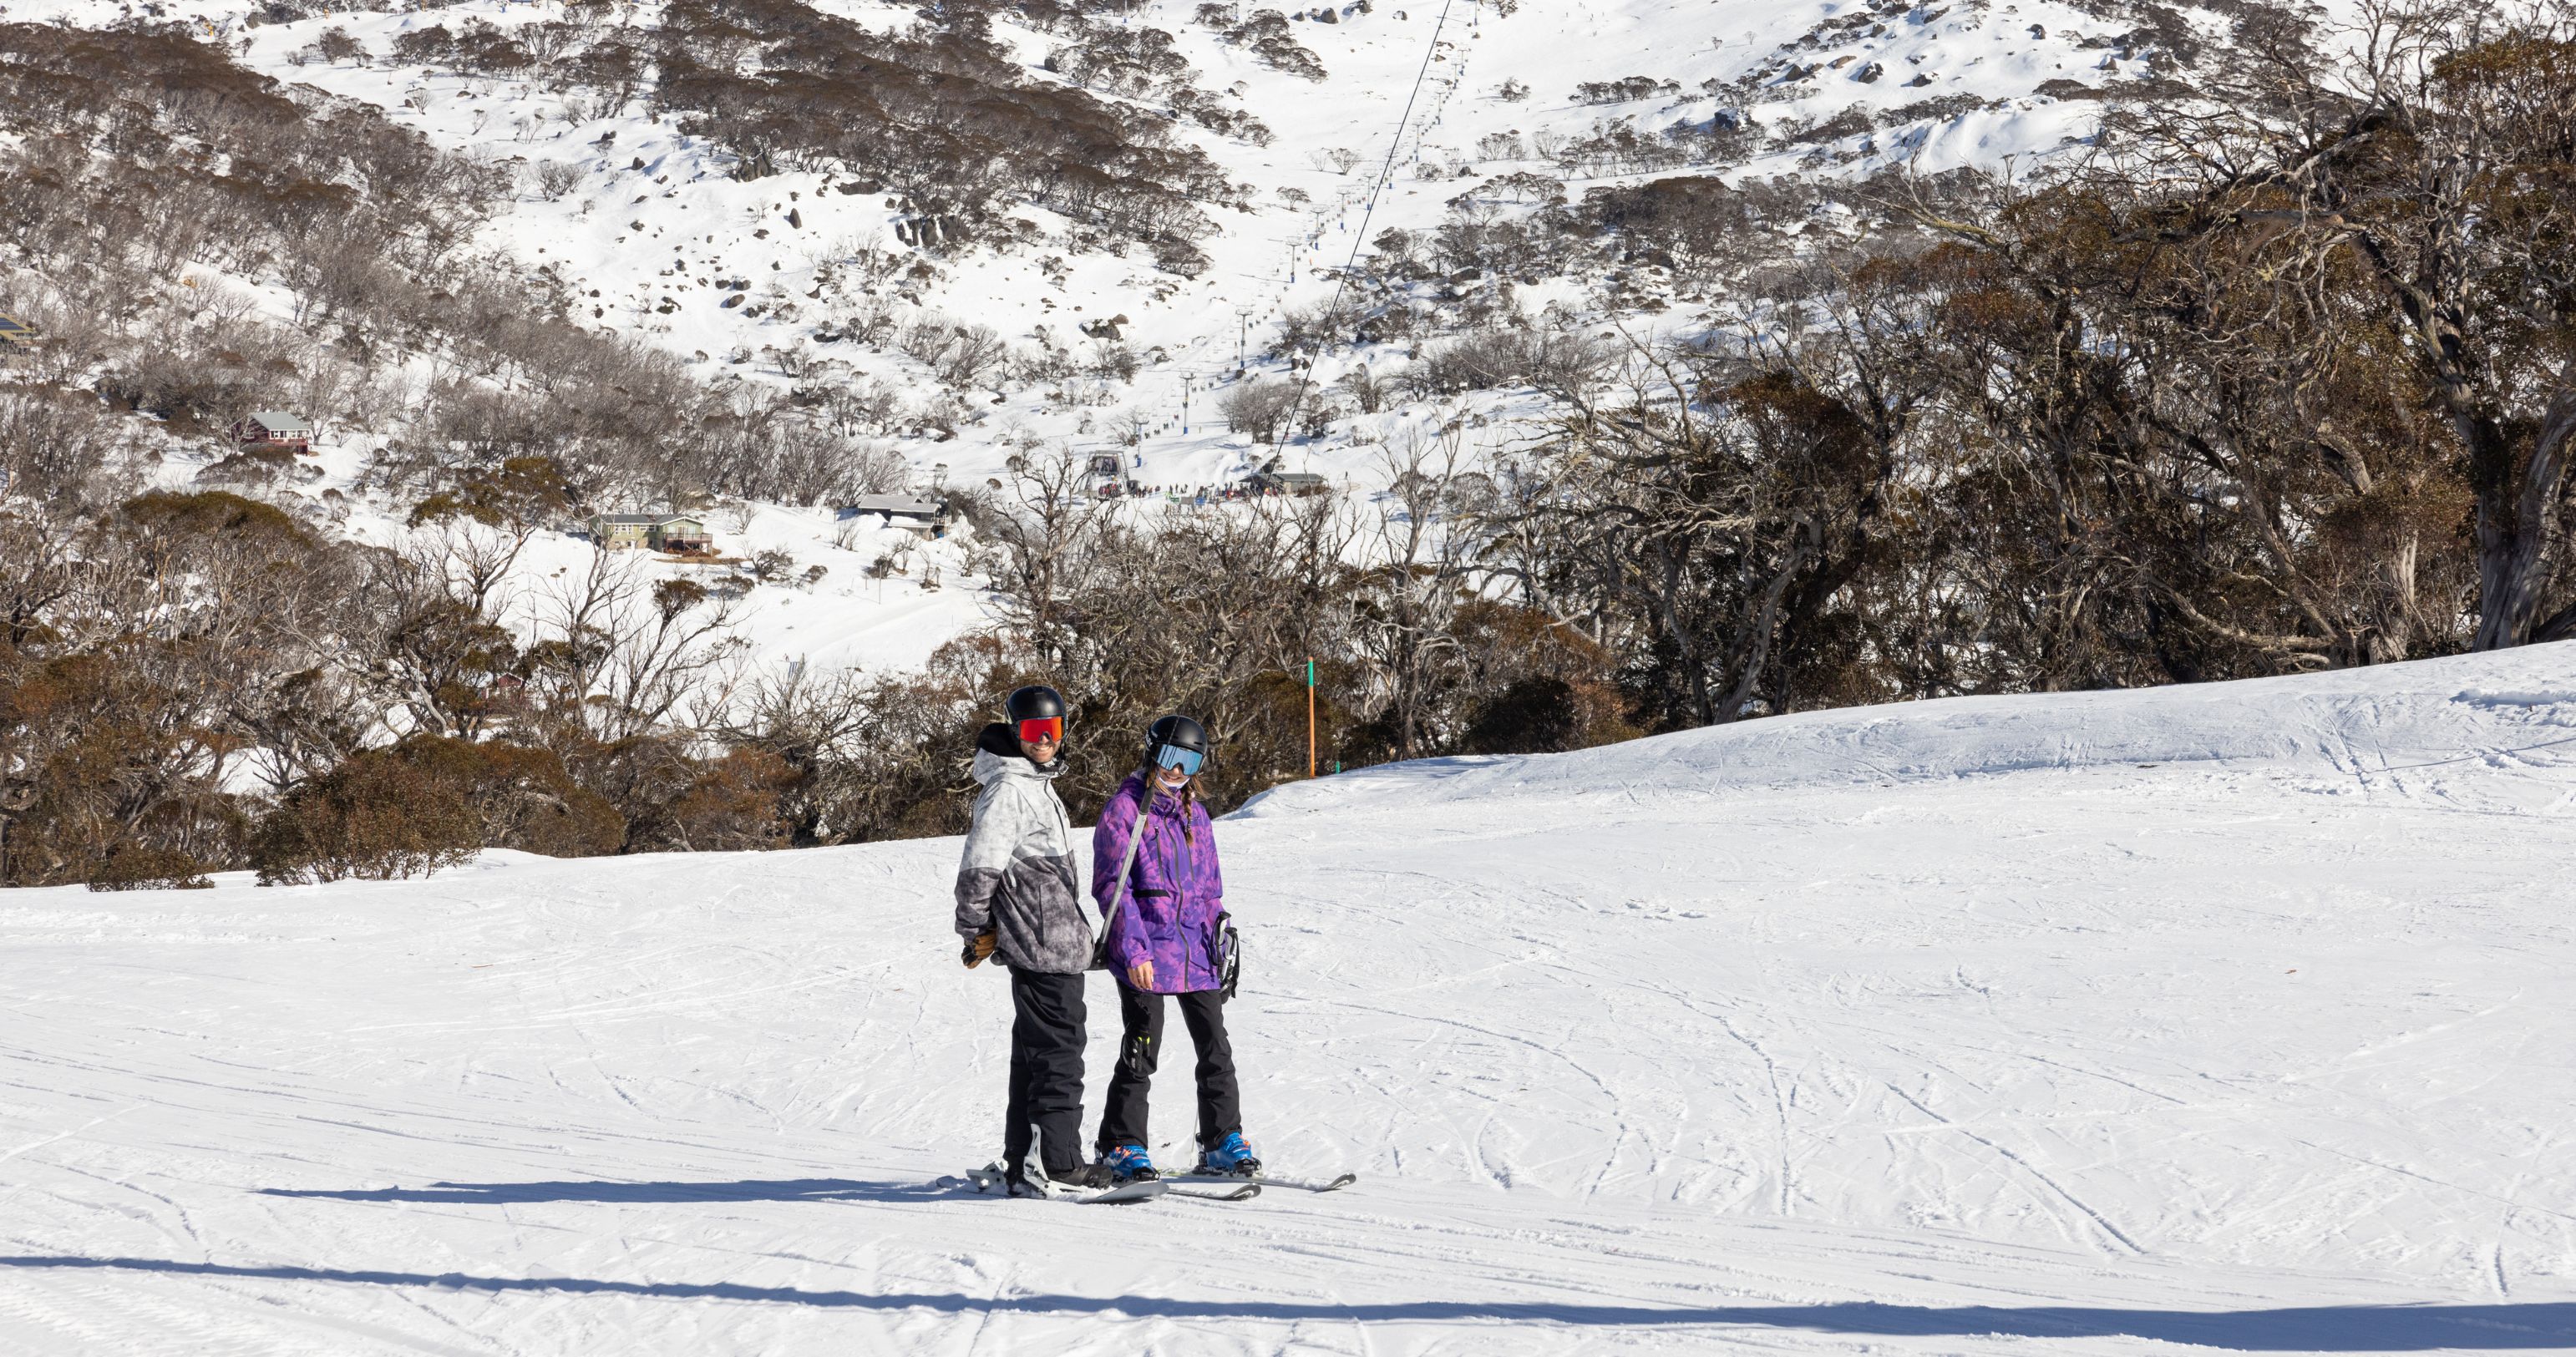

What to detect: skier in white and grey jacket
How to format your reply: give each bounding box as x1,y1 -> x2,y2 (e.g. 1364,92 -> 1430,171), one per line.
955,685 -> 1104,1194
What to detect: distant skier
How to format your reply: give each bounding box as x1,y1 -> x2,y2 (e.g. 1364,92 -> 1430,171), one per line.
956,685 -> 1104,1198
1092,715 -> 1259,1182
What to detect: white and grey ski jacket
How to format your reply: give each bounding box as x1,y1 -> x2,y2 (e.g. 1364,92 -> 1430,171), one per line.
955,725 -> 1093,973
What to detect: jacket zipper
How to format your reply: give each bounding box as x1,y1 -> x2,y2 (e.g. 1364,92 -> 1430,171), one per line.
1175,802 -> 1199,987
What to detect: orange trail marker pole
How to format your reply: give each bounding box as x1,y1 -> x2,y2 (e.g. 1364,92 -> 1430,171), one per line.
1306,658 -> 1317,778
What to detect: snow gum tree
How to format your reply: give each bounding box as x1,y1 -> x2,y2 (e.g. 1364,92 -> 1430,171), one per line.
2109,0 -> 2576,650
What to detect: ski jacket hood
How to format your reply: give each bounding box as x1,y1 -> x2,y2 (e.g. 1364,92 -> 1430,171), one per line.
971,720 -> 1062,781
956,722 -> 1091,973
1093,770 -> 1226,994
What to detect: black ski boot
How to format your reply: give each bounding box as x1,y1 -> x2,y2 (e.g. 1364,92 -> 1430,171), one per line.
1047,1162 -> 1113,1192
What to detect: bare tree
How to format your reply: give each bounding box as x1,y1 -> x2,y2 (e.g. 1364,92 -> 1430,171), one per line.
961,447 -> 1123,672
1485,332 -> 1900,728
1350,431 -> 1472,757
532,159 -> 585,200
1219,377 -> 1300,443
527,549 -> 746,745
939,324 -> 1012,391
356,525 -> 529,741
316,26 -> 365,64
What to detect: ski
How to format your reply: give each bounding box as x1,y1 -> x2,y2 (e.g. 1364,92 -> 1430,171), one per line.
952,1165 -> 1172,1204
1167,1171 -> 1356,1193
1166,1181 -> 1262,1202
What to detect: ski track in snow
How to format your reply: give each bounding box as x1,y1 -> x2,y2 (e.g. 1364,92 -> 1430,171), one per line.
6,649 -> 2576,1351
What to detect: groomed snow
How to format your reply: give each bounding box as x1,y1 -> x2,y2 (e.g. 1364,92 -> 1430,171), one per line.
5,647 -> 2576,1353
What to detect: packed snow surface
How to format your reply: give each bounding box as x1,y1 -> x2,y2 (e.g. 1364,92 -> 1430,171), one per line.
7,648 -> 2576,1353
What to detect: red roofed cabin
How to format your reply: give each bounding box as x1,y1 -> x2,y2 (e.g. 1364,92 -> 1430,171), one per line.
234,411 -> 314,451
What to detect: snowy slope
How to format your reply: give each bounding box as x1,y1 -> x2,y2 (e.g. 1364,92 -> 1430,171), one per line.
5,647 -> 2576,1353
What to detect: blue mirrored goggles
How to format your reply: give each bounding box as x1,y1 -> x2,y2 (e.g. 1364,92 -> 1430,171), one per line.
1154,745 -> 1204,777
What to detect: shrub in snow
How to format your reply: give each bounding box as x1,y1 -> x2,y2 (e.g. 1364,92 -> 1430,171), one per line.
251,744 -> 485,885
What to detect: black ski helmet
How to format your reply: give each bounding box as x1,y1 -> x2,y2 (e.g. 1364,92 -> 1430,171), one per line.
1145,714 -> 1209,765
1006,685 -> 1065,723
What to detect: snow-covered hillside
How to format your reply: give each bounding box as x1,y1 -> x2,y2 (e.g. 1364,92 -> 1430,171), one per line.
5,0 -> 2221,674
0,0 -> 2145,502
5,647 -> 2573,1353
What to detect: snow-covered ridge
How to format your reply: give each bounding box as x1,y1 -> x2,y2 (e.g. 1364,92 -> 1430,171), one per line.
1237,643 -> 2576,814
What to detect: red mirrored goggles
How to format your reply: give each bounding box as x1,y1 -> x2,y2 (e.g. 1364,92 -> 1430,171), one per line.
1015,716 -> 1063,746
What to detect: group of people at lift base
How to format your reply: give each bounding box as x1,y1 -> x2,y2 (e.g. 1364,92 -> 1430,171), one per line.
954,686 -> 1256,1197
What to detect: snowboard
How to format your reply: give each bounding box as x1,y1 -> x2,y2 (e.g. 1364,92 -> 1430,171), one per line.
956,1164 -> 1171,1203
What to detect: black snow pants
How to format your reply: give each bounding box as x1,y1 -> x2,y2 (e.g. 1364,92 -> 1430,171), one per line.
1004,966 -> 1088,1176
1096,984 -> 1240,1157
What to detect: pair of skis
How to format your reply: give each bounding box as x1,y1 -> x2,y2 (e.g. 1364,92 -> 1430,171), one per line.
955,1163 -> 1355,1205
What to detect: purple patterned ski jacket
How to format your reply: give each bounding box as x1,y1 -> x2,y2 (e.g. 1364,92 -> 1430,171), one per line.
1092,772 -> 1226,994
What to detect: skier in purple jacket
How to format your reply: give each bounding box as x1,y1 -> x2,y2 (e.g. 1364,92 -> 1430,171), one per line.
1091,714 -> 1257,1182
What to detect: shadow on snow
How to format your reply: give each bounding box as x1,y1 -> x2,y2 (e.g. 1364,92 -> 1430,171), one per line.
259,1177 -> 947,1205
4,1254 -> 2572,1349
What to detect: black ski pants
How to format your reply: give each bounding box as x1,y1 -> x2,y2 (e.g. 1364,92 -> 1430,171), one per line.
1004,966 -> 1088,1176
1096,984 -> 1240,1156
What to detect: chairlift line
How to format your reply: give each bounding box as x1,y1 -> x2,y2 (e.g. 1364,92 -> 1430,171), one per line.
1271,0 -> 1468,473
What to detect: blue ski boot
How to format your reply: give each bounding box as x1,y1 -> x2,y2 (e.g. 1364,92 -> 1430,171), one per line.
1195,1132 -> 1261,1177
1103,1143 -> 1161,1183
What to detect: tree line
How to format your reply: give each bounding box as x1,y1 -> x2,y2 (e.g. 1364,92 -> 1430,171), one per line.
1313,3 -> 2576,725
